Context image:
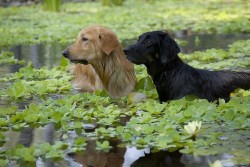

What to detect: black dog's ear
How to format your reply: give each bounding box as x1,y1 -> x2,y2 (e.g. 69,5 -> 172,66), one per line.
159,33 -> 180,64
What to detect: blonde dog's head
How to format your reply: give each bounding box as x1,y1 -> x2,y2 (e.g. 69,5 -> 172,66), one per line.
62,25 -> 119,64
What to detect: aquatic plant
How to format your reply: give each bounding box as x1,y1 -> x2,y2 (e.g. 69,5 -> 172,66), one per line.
0,61 -> 73,100
43,0 -> 61,12
101,0 -> 124,6
179,40 -> 250,70
0,51 -> 24,65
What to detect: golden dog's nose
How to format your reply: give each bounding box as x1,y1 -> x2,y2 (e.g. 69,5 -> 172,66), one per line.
62,49 -> 69,58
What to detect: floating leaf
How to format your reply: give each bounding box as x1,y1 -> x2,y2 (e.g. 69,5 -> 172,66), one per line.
6,81 -> 27,99
0,106 -> 18,116
96,140 -> 112,152
74,137 -> 86,146
24,114 -> 40,123
13,145 -> 36,162
136,76 -> 155,91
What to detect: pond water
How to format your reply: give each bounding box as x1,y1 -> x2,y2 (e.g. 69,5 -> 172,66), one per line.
1,34 -> 250,167
3,125 -> 243,167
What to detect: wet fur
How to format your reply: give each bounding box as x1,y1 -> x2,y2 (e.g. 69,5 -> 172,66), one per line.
63,25 -> 136,98
70,64 -> 103,92
124,31 -> 250,103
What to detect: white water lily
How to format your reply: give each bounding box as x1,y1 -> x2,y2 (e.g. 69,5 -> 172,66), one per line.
209,160 -> 223,167
183,121 -> 202,136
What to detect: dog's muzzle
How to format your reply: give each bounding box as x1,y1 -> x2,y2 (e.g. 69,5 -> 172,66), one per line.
62,49 -> 88,65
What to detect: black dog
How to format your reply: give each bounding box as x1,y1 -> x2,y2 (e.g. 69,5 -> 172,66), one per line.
124,31 -> 250,103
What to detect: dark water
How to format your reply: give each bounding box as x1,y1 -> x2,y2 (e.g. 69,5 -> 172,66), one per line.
1,34 -> 250,167
4,126 -> 243,167
6,127 -> 250,167
176,33 -> 250,53
0,43 -> 68,80
12,43 -> 68,68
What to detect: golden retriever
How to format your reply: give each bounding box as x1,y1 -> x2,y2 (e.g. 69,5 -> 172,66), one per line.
62,25 -> 136,98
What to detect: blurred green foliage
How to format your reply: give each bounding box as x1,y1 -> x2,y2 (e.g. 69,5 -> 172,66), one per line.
0,0 -> 249,48
43,0 -> 61,12
101,0 -> 124,6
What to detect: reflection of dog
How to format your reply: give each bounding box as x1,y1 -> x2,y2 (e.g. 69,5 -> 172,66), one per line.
72,140 -> 126,167
124,31 -> 250,102
63,25 -> 136,98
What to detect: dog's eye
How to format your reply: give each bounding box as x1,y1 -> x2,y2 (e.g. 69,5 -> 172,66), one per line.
145,40 -> 151,46
82,37 -> 88,41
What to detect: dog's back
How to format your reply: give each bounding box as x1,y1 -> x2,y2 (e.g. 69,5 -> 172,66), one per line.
158,63 -> 250,102
193,68 -> 250,101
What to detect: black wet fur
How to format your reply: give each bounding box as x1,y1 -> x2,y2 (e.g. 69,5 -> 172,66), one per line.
124,31 -> 250,103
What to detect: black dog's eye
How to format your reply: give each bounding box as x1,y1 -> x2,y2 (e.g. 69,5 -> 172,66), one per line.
82,37 -> 88,41
145,39 -> 151,46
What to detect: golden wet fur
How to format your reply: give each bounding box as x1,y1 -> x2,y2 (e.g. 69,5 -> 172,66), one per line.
70,64 -> 103,92
63,25 -> 136,98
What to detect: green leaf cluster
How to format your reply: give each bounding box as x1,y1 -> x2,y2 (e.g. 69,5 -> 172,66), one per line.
1,92 -> 249,164
0,51 -> 24,65
0,61 -> 73,99
179,40 -> 250,70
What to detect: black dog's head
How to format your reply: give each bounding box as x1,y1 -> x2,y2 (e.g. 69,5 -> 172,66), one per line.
123,31 -> 180,65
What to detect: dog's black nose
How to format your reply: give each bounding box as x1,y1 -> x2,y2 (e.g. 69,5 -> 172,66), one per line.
62,49 -> 69,58
123,48 -> 129,55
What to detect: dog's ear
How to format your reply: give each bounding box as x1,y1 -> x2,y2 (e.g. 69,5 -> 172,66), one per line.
99,31 -> 119,55
159,33 -> 180,64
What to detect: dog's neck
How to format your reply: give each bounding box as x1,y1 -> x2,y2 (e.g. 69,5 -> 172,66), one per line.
91,45 -> 136,98
145,55 -> 184,83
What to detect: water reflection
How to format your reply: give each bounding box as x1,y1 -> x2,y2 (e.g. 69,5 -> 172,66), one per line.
176,33 -> 250,54
71,140 -> 125,167
123,146 -> 150,167
130,150 -> 184,167
3,124 -> 242,167
0,43 -> 68,82
10,43 -> 68,69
